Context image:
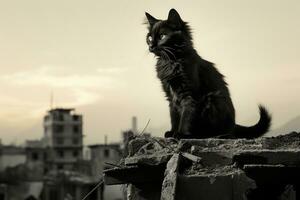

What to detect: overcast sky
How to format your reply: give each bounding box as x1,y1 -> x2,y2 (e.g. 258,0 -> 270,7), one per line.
0,0 -> 299,145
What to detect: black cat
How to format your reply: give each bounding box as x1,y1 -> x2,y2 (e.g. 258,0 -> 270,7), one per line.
145,9 -> 271,139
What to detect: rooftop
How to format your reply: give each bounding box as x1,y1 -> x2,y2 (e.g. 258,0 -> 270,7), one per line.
25,140 -> 45,148
45,170 -> 96,185
0,145 -> 25,155
48,108 -> 75,113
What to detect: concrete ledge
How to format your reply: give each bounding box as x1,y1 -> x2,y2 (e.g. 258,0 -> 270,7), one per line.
103,132 -> 300,200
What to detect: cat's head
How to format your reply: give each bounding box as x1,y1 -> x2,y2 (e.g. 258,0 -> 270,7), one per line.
145,9 -> 192,58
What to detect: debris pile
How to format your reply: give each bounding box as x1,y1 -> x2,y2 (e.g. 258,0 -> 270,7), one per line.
104,132 -> 300,200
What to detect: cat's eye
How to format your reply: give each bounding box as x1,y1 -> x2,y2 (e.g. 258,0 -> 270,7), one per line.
160,34 -> 166,40
148,35 -> 153,42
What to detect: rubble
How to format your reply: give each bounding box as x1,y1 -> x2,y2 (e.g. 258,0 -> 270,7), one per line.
104,132 -> 300,200
262,131 -> 300,149
128,136 -> 178,156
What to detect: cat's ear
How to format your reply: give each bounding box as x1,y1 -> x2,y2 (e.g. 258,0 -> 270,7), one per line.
167,9 -> 183,27
145,12 -> 158,26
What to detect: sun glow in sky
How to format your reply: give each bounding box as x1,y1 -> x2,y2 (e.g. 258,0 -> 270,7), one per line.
0,0 -> 300,144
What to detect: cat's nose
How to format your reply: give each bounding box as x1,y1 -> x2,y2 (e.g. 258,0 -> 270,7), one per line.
149,46 -> 156,52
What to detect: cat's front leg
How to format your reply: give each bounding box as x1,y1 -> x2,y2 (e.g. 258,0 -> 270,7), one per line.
165,103 -> 180,138
177,96 -> 197,138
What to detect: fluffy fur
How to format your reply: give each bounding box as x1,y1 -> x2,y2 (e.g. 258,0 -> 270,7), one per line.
145,9 -> 271,139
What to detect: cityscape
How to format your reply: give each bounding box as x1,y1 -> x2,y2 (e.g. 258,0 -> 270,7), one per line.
0,107 -> 141,200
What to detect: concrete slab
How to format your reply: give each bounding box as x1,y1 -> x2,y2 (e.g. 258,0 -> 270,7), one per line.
125,153 -> 173,166
161,154 -> 180,200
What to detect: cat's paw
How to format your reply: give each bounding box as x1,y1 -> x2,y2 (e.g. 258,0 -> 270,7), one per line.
178,132 -> 195,139
165,131 -> 192,139
164,131 -> 175,138
170,131 -> 194,139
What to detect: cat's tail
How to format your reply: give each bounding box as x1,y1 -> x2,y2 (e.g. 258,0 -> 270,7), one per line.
232,105 -> 272,139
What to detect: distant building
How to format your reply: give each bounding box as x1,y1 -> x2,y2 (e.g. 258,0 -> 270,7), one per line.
43,108 -> 83,171
131,116 -> 137,134
0,145 -> 26,172
0,145 -> 43,200
25,140 -> 47,176
25,140 -> 45,163
121,130 -> 134,156
43,170 -> 99,200
89,143 -> 124,200
89,144 -> 121,177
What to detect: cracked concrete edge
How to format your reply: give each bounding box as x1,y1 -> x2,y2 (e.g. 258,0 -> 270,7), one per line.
161,153 -> 181,200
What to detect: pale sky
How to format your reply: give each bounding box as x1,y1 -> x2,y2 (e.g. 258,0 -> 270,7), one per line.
0,0 -> 299,145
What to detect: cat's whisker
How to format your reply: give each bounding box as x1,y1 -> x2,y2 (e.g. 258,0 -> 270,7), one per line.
164,46 -> 176,51
174,43 -> 187,48
174,45 -> 185,48
162,51 -> 171,62
164,46 -> 183,53
164,51 -> 172,62
160,53 -> 165,60
160,51 -> 169,61
161,51 -> 167,60
163,48 -> 177,60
